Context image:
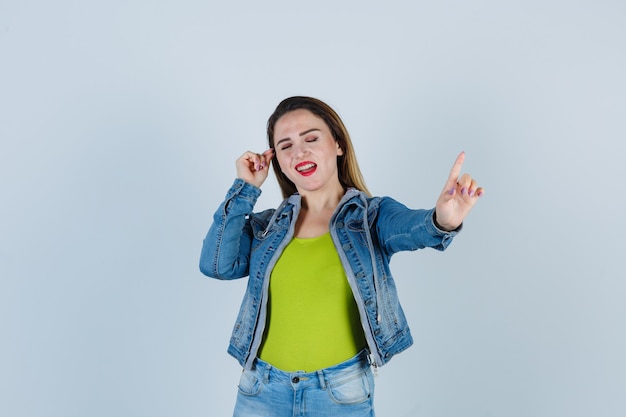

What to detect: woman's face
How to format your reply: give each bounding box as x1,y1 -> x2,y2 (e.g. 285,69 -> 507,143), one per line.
273,109 -> 344,196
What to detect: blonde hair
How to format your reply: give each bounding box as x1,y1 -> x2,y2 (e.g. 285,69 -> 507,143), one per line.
267,96 -> 371,198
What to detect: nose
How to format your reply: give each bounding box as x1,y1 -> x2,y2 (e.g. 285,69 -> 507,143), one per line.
293,142 -> 310,158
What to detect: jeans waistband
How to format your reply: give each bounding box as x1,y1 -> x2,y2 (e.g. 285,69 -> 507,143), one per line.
252,350 -> 371,389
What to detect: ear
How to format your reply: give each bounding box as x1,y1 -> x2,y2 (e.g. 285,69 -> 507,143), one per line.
336,141 -> 344,156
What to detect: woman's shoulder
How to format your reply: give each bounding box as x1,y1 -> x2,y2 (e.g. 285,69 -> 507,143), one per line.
249,195 -> 295,222
343,188 -> 399,209
249,207 -> 276,220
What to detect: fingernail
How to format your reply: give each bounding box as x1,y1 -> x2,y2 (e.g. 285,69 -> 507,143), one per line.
461,187 -> 467,195
477,191 -> 483,197
469,190 -> 475,197
448,189 -> 455,195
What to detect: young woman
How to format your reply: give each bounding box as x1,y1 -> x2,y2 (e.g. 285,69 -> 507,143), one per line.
199,96 -> 483,416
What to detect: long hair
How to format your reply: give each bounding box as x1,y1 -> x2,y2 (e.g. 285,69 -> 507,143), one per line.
267,96 -> 371,199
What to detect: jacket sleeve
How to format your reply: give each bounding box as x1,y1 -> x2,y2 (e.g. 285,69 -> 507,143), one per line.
199,179 -> 262,280
376,197 -> 461,256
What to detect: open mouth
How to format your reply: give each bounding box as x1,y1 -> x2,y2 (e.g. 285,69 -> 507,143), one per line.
295,162 -> 317,176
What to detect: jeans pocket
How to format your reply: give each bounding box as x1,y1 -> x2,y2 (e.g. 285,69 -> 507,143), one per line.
237,369 -> 262,396
327,369 -> 372,405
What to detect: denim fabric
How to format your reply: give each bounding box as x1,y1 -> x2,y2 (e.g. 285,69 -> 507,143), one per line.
200,179 -> 460,369
233,350 -> 375,417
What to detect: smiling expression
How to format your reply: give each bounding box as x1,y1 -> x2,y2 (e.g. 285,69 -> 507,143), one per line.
273,109 -> 344,195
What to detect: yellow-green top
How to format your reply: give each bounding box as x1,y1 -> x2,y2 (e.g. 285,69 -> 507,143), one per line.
258,232 -> 366,372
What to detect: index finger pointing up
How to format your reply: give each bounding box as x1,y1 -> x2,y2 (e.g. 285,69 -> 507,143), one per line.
445,151 -> 466,188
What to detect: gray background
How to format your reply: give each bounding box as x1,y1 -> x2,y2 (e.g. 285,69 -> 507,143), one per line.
1,0 -> 625,416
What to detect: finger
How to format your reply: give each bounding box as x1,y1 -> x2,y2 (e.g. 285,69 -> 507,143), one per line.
467,179 -> 478,197
256,150 -> 273,171
239,151 -> 262,172
254,154 -> 265,171
457,173 -> 472,196
466,181 -> 485,198
260,148 -> 275,169
444,151 -> 466,191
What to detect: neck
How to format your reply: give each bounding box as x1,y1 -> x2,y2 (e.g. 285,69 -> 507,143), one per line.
299,186 -> 345,214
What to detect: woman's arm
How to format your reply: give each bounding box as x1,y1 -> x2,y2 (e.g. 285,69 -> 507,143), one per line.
376,201 -> 458,254
199,179 -> 261,279
199,149 -> 274,279
376,152 -> 483,255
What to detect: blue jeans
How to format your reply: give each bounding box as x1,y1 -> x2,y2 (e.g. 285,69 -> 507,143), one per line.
233,350 -> 375,417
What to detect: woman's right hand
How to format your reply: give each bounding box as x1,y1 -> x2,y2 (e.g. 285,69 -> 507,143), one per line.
235,148 -> 275,188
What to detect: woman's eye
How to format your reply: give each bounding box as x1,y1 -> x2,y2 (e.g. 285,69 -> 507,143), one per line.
280,144 -> 292,151
305,137 -> 318,142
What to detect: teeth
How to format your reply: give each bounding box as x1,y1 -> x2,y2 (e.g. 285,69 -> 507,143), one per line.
297,163 -> 316,172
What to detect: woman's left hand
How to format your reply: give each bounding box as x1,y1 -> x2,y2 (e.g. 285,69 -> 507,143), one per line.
435,152 -> 484,231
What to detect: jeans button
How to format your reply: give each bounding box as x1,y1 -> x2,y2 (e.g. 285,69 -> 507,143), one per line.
292,376 -> 300,383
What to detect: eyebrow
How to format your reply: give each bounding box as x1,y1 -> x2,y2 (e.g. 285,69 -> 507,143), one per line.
275,128 -> 321,146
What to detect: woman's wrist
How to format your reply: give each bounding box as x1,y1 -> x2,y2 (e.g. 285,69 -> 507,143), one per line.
433,211 -> 461,232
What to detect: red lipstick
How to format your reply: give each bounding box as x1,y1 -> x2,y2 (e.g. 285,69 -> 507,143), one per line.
295,161 -> 317,176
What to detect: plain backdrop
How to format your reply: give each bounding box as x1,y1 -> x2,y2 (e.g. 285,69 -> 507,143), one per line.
1,1 -> 625,416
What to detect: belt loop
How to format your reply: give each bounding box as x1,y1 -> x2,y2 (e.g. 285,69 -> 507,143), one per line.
317,370 -> 326,390
263,363 -> 271,384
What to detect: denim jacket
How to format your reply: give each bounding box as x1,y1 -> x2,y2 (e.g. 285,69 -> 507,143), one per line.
199,179 -> 460,370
